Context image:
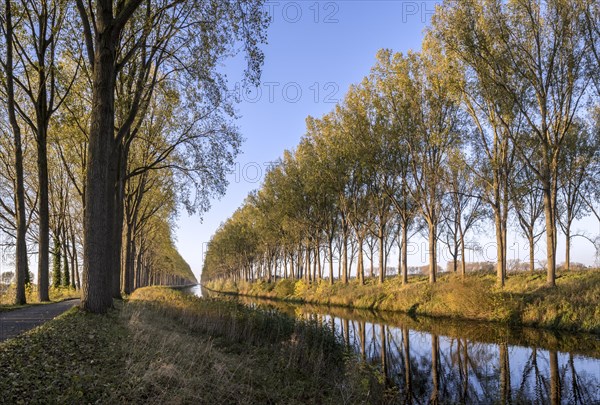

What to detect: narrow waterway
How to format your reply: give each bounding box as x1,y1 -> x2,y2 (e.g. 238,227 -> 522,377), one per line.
181,285 -> 600,404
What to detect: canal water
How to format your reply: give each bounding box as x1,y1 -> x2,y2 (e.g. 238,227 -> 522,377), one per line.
181,285 -> 600,404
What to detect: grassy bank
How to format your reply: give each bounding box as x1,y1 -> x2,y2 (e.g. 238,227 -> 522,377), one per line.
0,287 -> 389,404
205,269 -> 600,334
0,286 -> 80,312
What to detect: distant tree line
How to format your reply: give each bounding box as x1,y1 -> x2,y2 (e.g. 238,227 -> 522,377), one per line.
202,0 -> 600,287
0,0 -> 269,311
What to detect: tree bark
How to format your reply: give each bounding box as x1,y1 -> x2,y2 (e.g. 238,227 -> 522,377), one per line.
62,237 -> 70,287
378,225 -> 385,284
460,230 -> 466,279
316,240 -> 322,280
543,183 -> 556,286
4,0 -> 29,305
565,225 -> 570,271
81,3 -> 119,313
328,240 -> 334,284
110,142 -> 125,298
342,225 -> 348,284
428,222 -> 437,284
529,234 -> 535,273
52,234 -> 62,288
402,223 -> 408,284
357,236 -> 364,285
397,239 -> 402,281
494,209 -> 505,287
304,247 -> 310,283
36,93 -> 50,302
124,221 -> 136,294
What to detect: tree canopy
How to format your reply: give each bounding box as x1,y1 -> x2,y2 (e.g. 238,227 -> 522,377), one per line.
203,0 -> 600,288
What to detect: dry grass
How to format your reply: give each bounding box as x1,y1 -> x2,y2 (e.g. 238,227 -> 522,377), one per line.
0,288 -> 391,404
206,269 -> 600,334
122,287 -> 388,404
0,284 -> 80,311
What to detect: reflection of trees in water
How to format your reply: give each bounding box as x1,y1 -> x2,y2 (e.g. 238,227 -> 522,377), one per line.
499,342 -> 511,404
511,348 -> 598,405
324,315 -> 599,404
230,296 -> 600,404
403,327 -> 413,404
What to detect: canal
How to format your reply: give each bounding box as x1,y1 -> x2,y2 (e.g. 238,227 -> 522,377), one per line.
181,285 -> 600,404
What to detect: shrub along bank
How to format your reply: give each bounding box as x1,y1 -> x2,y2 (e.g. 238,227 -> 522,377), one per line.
206,269 -> 600,334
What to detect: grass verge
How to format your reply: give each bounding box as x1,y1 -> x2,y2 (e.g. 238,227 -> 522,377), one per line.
0,285 -> 80,312
205,269 -> 600,334
0,287 -> 390,404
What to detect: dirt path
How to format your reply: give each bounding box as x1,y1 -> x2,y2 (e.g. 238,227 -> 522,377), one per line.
0,299 -> 80,343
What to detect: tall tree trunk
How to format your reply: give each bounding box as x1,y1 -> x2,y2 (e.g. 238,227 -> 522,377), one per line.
297,245 -> 303,279
36,121 -> 50,301
542,179 -> 556,286
565,225 -> 571,271
402,223 -> 408,284
338,251 -> 342,280
527,232 -> 535,273
124,222 -> 136,294
5,0 -> 29,305
70,219 -> 81,290
397,239 -> 402,281
452,244 -> 459,273
70,240 -> 76,289
428,222 -> 437,284
81,5 -> 119,313
52,234 -> 62,288
110,143 -> 126,298
135,245 -> 143,289
494,209 -> 505,287
328,240 -> 334,285
459,229 -> 466,279
316,240 -> 322,280
357,236 -> 364,285
342,227 -> 348,284
62,238 -> 70,287
74,252 -> 81,290
378,225 -> 385,284
312,243 -> 318,282
304,247 -> 310,283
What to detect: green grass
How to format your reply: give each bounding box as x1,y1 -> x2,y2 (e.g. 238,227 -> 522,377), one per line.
206,269 -> 600,334
0,287 -> 390,404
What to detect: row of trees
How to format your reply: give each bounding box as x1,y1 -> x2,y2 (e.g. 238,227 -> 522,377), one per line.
0,0 -> 270,311
202,0 -> 600,287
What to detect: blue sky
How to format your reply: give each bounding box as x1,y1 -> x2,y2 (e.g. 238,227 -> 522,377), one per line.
174,1 -> 600,279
